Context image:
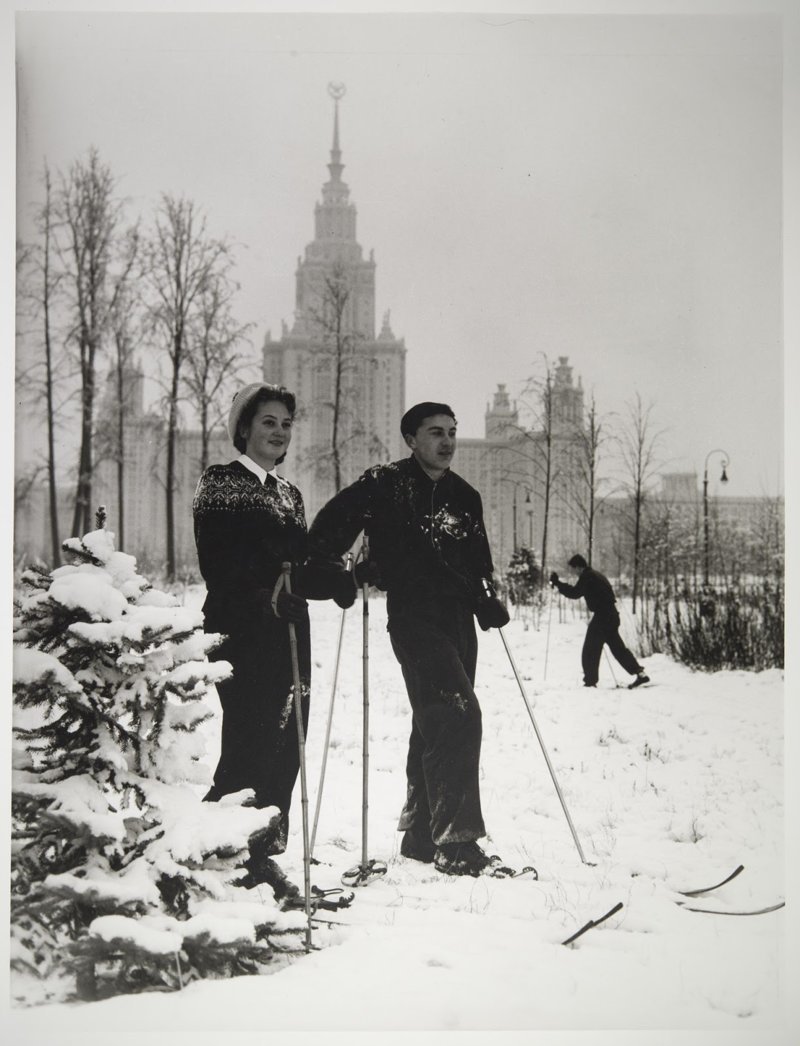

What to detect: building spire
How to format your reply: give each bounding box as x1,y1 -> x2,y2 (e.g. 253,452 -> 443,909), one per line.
327,82 -> 346,183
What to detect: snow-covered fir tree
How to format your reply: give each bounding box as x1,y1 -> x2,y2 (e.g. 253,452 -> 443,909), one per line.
505,546 -> 541,607
12,513 -> 308,1004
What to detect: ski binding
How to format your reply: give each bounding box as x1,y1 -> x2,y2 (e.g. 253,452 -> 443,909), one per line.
342,858 -> 388,888
485,856 -> 538,879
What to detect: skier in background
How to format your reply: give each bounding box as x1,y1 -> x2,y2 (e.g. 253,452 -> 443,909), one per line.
307,401 -> 511,877
193,382 -> 353,902
550,553 -> 650,690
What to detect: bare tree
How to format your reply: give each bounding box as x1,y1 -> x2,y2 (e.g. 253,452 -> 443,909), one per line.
570,392 -> 609,566
483,358 -> 571,582
517,357 -> 561,582
143,195 -> 231,579
616,393 -> 663,613
183,269 -> 253,474
305,259 -> 381,494
93,226 -> 141,549
14,464 -> 46,516
16,165 -> 66,565
754,496 -> 784,581
55,148 -> 131,537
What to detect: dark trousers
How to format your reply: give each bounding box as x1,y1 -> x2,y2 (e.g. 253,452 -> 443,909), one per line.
582,610 -> 642,686
204,619 -> 310,857
389,602 -> 486,848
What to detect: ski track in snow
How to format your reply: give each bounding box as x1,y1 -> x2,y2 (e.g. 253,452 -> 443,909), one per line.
13,591 -> 787,1036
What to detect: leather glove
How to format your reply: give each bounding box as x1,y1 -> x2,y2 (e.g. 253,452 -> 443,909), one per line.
549,572 -> 559,586
354,559 -> 383,589
331,569 -> 357,610
272,590 -> 308,623
475,596 -> 510,631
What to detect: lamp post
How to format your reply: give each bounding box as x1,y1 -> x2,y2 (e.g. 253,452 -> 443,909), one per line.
508,480 -> 533,552
525,490 -> 534,549
511,483 -> 518,552
703,449 -> 729,586
499,476 -> 531,552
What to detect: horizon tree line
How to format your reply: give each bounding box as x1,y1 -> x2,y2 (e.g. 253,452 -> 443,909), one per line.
16,147 -> 252,578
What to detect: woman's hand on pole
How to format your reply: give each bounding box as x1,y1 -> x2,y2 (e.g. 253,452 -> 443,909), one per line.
273,590 -> 309,623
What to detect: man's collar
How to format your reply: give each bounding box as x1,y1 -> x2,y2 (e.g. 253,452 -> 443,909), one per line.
238,454 -> 278,485
407,453 -> 450,484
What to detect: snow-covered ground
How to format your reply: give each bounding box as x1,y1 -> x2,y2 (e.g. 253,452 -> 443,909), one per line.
7,590 -> 793,1042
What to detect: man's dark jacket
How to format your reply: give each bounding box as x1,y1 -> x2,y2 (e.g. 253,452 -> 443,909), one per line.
553,566 -> 617,615
307,455 -> 494,621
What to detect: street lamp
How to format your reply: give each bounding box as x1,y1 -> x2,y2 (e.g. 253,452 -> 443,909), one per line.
703,449 -> 729,586
509,481 -> 533,551
525,490 -> 534,548
511,483 -> 518,552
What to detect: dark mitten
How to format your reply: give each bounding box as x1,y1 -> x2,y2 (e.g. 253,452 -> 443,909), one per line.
549,572 -> 559,586
475,596 -> 510,631
297,559 -> 356,607
331,570 -> 357,610
354,559 -> 383,589
272,591 -> 308,623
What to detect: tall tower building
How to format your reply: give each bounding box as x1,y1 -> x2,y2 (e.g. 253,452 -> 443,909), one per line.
262,85 -> 406,520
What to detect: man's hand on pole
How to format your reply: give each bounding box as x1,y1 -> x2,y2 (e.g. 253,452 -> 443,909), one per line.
475,578 -> 510,631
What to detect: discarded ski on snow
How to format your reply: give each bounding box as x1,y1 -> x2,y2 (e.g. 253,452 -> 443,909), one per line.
561,901 -> 624,945
676,864 -> 744,898
678,900 -> 784,916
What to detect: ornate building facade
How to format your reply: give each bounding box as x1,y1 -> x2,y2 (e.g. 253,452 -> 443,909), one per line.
455,359 -> 587,578
261,87 -> 406,522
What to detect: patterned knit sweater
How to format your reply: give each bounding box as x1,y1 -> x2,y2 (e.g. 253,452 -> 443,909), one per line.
193,460 -> 308,637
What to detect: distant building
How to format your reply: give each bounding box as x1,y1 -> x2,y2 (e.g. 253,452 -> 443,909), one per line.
90,89 -> 407,570
455,359 -> 587,575
593,472 -> 784,581
261,87 -> 406,522
91,362 -> 229,572
30,91 -> 780,585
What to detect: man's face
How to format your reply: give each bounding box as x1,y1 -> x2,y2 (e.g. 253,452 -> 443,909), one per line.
405,414 -> 457,475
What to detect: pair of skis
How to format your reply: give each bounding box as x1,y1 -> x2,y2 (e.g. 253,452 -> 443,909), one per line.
674,863 -> 785,916
561,864 -> 785,946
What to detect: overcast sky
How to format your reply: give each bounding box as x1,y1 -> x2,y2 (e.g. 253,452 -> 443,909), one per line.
13,7 -> 785,496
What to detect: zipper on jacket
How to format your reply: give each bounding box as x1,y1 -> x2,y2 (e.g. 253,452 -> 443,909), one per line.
430,479 -> 439,551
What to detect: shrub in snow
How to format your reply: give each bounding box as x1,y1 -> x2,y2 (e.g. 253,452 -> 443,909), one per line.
504,546 -> 541,607
11,519 -> 301,1004
637,576 -> 784,671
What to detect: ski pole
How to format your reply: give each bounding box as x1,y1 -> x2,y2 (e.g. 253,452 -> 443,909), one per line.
360,537 -> 370,871
342,535 -> 387,887
497,626 -> 591,865
280,562 -> 313,951
544,583 -> 555,680
310,552 -> 354,859
603,647 -> 619,688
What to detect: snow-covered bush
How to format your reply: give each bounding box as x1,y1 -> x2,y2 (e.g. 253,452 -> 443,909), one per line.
11,519 -> 300,1004
504,546 -> 541,607
637,576 -> 784,671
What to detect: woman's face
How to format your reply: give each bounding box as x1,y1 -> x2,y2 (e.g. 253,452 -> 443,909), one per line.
242,399 -> 293,470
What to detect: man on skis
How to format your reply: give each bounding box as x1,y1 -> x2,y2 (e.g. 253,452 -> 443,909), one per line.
550,554 -> 649,690
307,402 -> 510,877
